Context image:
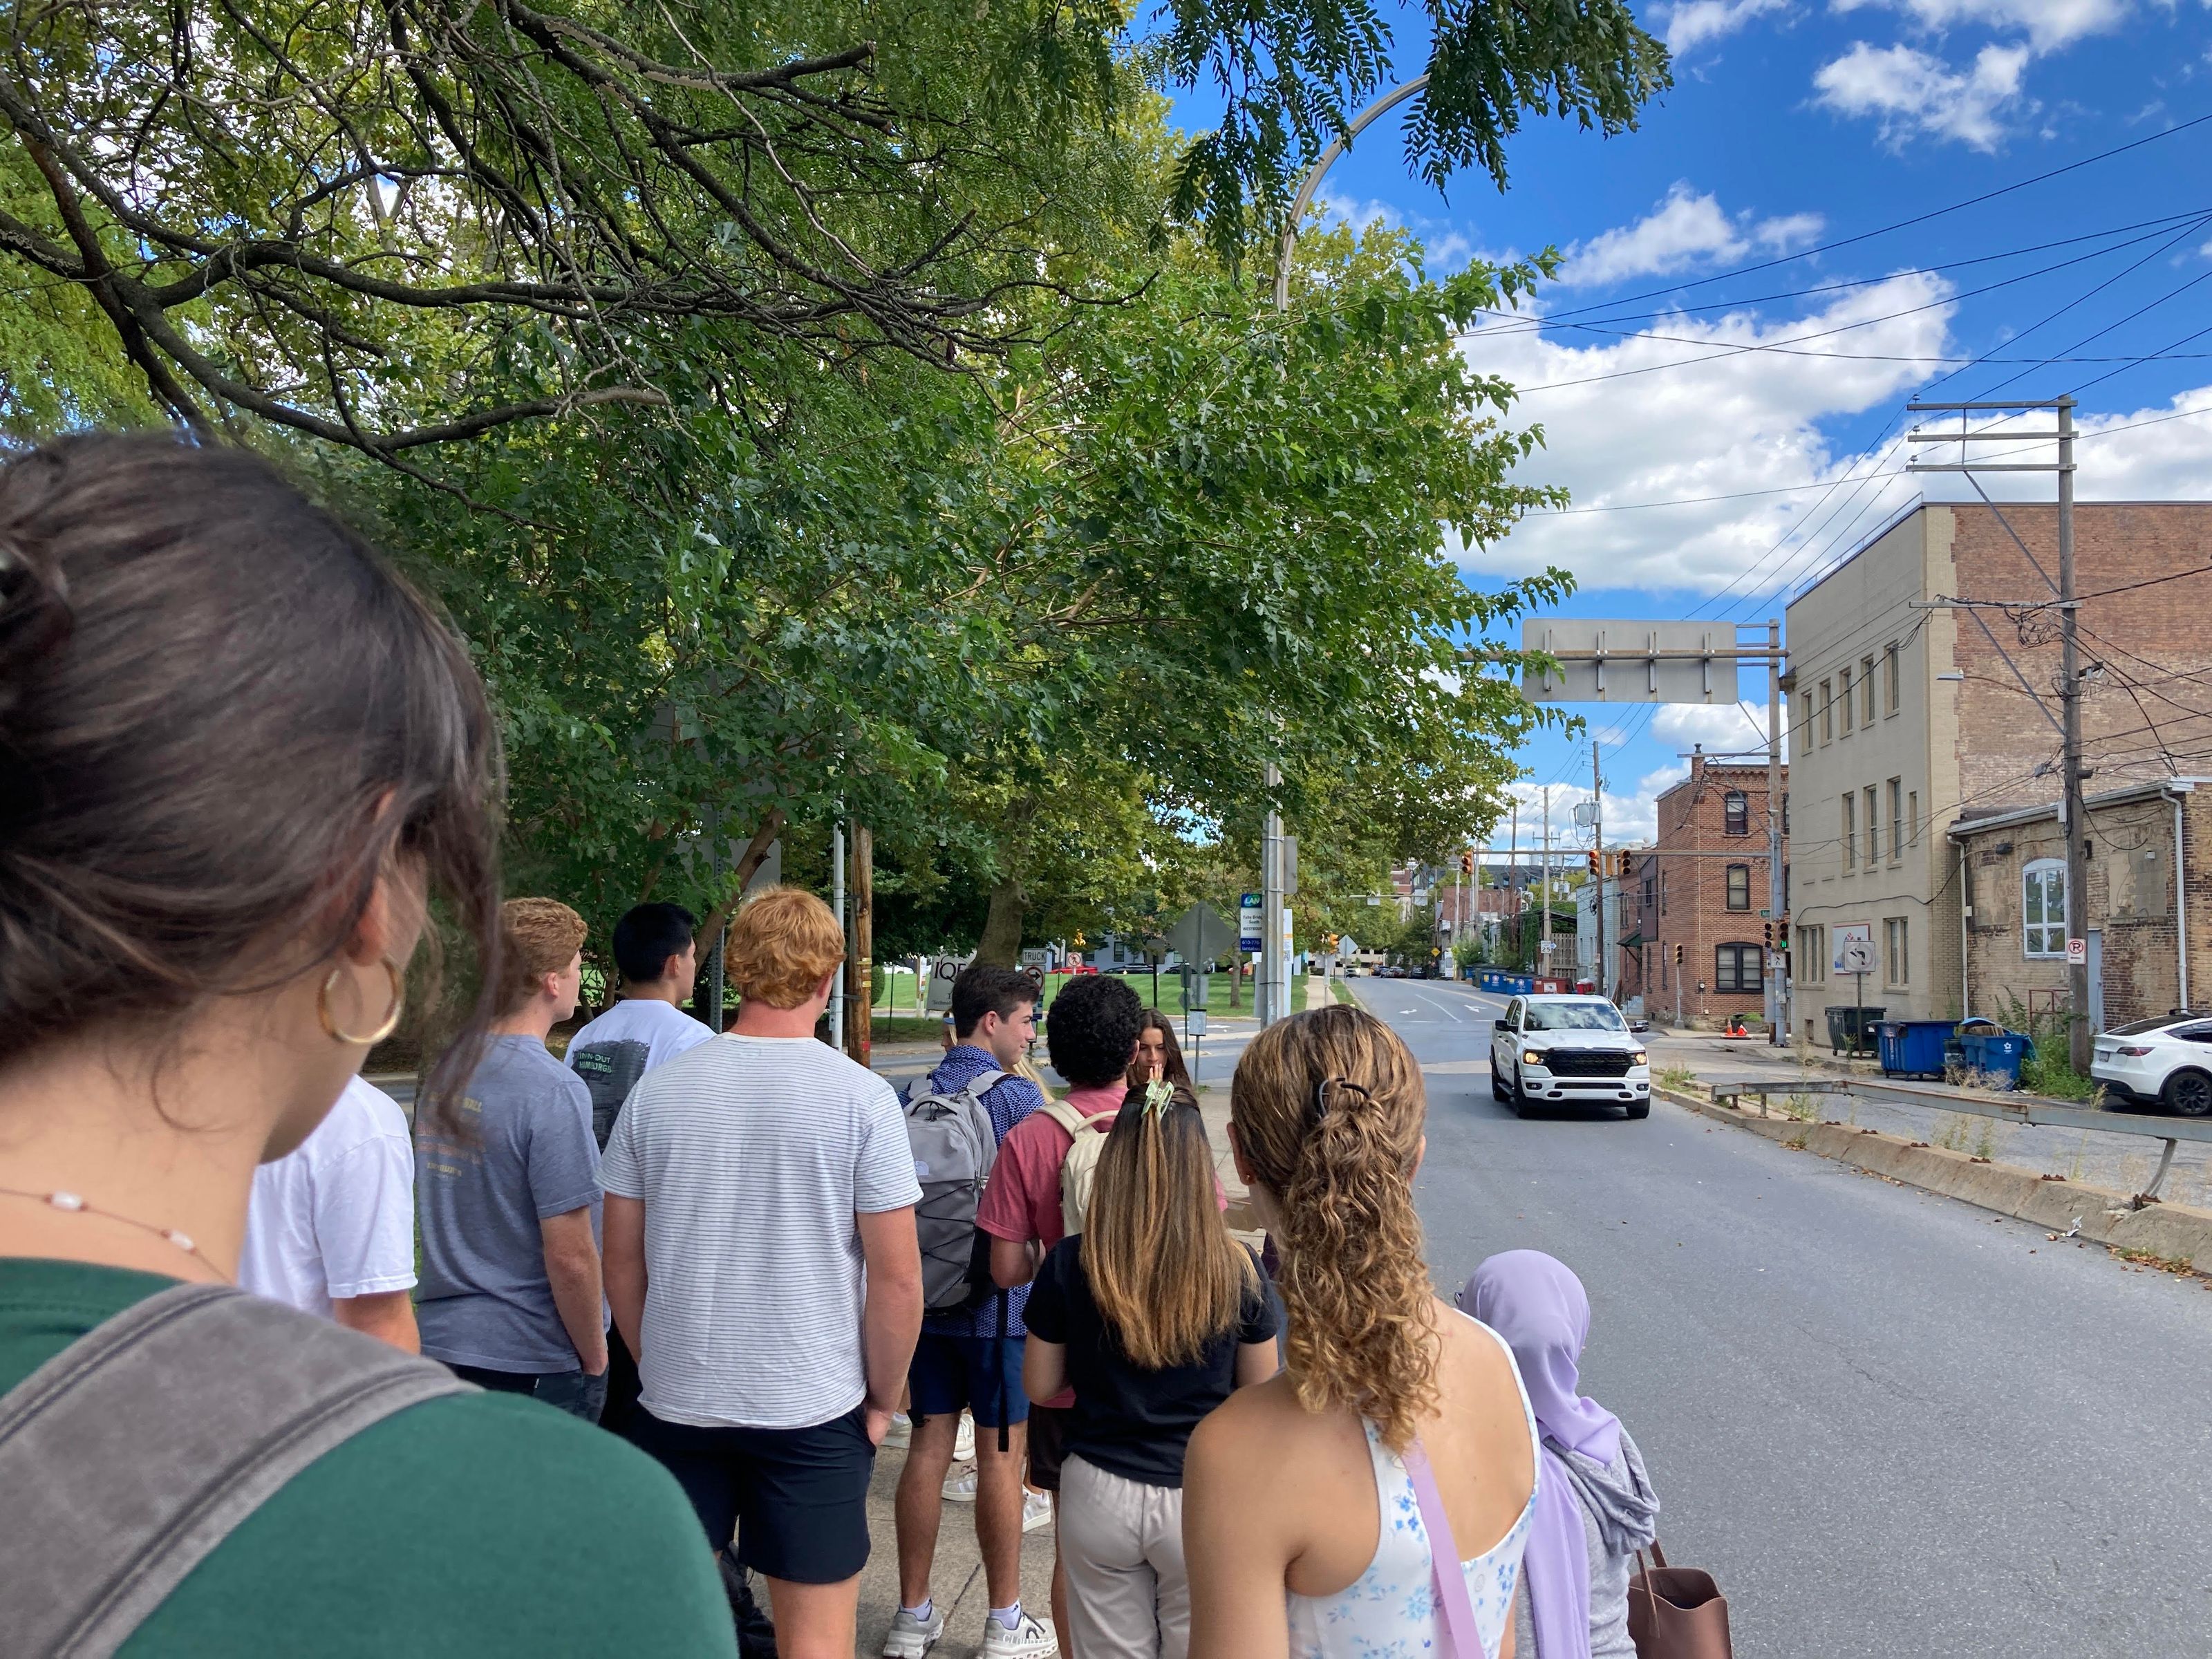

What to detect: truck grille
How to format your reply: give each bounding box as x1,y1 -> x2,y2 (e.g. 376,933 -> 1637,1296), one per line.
1542,1049 -> 1634,1078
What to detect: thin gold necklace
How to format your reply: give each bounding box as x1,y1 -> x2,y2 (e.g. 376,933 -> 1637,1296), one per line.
0,1187 -> 229,1282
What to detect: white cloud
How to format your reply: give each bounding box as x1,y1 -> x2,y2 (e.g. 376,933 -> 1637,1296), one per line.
1812,41 -> 2032,149
1458,268 -> 1957,591
1652,702 -> 1785,759
1557,185 -> 1829,287
1315,195 -> 1477,272
1663,0 -> 1792,53
1831,0 -> 2130,51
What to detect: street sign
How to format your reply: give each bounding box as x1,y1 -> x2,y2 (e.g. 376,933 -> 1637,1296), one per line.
1186,1010 -> 1208,1038
924,954 -> 966,1012
1833,924 -> 1875,976
1520,619 -> 1741,704
2067,936 -> 2088,965
1172,901 -> 1237,966
1018,948 -> 1049,969
1237,892 -> 1263,953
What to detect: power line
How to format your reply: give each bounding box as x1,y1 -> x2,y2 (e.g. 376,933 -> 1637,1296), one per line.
1527,113 -> 2212,329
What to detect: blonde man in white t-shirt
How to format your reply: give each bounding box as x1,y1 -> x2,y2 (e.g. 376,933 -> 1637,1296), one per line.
238,1073 -> 420,1350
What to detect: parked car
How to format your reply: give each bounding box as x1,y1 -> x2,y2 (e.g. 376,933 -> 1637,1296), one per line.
1379,964 -> 1408,978
1490,994 -> 1652,1120
2092,1013 -> 2212,1115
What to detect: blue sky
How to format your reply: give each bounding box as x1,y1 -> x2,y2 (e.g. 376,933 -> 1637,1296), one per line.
1174,0 -> 2212,850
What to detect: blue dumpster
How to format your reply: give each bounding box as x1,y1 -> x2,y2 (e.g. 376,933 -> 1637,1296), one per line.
1960,1030 -> 2033,1089
1878,1019 -> 1956,1080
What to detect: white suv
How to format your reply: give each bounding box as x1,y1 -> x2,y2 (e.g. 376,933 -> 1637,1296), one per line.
2092,1013 -> 2212,1116
1490,995 -> 1652,1119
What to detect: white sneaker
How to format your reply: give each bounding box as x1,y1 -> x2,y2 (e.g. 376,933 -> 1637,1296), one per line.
953,1410 -> 975,1463
1022,1488 -> 1053,1533
883,1412 -> 912,1450
941,1465 -> 977,1502
881,1604 -> 945,1657
980,1609 -> 1058,1658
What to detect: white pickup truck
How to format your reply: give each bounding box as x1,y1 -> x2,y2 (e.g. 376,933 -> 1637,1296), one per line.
1490,994 -> 1652,1119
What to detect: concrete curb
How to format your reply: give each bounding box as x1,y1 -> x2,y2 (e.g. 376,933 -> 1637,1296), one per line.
1657,1087 -> 2212,1273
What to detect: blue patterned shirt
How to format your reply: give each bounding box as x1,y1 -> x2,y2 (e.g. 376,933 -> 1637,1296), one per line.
920,1044 -> 1044,1338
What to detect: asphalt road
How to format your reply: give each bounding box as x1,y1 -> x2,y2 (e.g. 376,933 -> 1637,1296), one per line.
1351,975 -> 2212,1658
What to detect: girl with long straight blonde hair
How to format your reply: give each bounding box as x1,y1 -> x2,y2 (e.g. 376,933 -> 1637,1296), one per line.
1021,1079 -> 1280,1659
1184,1003 -> 1541,1659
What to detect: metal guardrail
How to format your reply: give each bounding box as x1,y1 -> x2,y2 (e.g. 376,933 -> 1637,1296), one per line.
1708,1076 -> 2209,1199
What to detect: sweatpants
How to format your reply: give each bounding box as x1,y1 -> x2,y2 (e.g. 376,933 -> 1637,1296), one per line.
1059,1453 -> 1190,1659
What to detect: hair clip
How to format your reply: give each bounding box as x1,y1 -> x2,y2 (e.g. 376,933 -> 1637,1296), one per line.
1144,1077 -> 1176,1116
1312,1075 -> 1374,1121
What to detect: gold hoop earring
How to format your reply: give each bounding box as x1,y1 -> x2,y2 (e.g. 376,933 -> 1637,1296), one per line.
319,959 -> 406,1047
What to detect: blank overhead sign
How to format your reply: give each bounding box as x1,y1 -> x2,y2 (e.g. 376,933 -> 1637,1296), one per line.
1521,620 -> 1738,704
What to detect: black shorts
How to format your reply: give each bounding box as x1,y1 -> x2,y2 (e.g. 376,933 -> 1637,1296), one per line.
1026,1402 -> 1071,1493
626,1405 -> 876,1584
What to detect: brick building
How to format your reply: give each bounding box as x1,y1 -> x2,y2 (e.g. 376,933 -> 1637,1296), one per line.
1641,752 -> 1786,1027
1950,780 -> 2211,1029
1785,502 -> 2212,1038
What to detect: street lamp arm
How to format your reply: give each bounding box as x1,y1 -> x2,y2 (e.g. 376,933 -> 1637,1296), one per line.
1272,75 -> 1432,312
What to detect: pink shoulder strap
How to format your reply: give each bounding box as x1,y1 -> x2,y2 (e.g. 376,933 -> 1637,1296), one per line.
1403,1437 -> 1485,1659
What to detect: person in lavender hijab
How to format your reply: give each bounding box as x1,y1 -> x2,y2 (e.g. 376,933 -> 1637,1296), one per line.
1463,1252 -> 1660,1659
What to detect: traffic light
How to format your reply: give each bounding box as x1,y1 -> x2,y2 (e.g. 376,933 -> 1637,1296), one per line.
1586,851 -> 1600,877
1460,850 -> 1474,876
1763,920 -> 1773,949
1674,943 -> 1684,967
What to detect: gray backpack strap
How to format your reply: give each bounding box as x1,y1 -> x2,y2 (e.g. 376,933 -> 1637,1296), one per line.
0,1280 -> 473,1658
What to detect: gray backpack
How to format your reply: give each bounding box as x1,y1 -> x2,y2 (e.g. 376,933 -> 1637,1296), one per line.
0,1282 -> 470,1656
904,1067 -> 1006,1318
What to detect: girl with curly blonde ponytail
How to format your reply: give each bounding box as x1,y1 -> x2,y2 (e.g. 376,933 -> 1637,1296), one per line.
1183,1003 -> 1542,1659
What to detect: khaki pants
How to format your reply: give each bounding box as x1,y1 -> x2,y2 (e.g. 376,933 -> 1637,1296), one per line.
1059,1454 -> 1190,1659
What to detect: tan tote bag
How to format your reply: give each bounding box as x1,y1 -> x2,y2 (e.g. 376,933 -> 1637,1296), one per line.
1627,1539 -> 1732,1659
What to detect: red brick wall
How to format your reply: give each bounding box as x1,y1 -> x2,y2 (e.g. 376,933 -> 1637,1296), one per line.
1949,504 -> 2212,816
1647,757 -> 1787,1024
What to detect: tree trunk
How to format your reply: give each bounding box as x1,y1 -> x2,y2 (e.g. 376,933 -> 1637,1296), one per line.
976,879 -> 1024,966
693,807 -> 787,956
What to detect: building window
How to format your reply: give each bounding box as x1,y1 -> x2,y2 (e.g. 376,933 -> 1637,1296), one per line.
1724,790 -> 1749,836
1861,657 -> 1876,724
1884,643 -> 1900,716
1887,779 -> 1903,863
1782,863 -> 1790,909
1820,679 -> 1833,744
1715,944 -> 1759,994
1908,790 -> 1920,848
1726,864 -> 1752,910
1864,786 -> 1880,868
1884,917 -> 1909,986
1842,792 -> 1856,870
1795,924 -> 1827,983
1642,877 -> 1655,911
2023,859 -> 2067,957
1798,693 -> 1813,746
1839,667 -> 1853,733
1781,794 -> 1790,834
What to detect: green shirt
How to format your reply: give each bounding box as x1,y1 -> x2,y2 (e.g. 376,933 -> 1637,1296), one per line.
0,1259 -> 737,1658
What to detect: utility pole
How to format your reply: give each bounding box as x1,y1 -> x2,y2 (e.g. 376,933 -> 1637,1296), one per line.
1767,617 -> 1786,1047
1259,772 -> 1280,1024
830,820 -> 846,1050
847,824 -> 874,1067
1508,800 -> 1520,969
1541,787 -> 1553,973
2058,397 -> 2090,1071
1591,742 -> 1606,1000
1908,396 -> 2086,1068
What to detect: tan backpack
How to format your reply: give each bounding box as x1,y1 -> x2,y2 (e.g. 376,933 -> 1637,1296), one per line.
1039,1100 -> 1115,1237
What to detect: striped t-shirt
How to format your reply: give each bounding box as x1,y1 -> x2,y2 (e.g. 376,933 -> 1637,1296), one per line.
601,1033 -> 922,1430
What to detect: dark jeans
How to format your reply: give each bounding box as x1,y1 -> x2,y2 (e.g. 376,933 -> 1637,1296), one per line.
449,1362 -> 608,1424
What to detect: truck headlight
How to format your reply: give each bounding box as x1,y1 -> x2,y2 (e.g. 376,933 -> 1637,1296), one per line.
1629,1049 -> 1647,1065
1521,1049 -> 1548,1065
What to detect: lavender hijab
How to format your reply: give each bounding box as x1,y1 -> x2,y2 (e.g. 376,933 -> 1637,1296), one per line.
1463,1251 -> 1621,1659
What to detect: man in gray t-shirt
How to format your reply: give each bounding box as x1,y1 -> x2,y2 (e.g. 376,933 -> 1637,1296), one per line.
416,898 -> 609,1420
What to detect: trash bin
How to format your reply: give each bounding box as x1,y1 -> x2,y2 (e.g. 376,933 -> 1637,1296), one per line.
1960,1030 -> 2033,1089
1826,1005 -> 1887,1056
1877,1019 -> 1956,1079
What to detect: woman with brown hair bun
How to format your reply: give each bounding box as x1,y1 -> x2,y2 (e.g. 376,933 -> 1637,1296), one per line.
0,435 -> 733,1654
1184,1002 -> 1540,1659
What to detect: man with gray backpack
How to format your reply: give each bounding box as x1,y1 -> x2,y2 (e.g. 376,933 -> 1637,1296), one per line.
886,964 -> 1058,1659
